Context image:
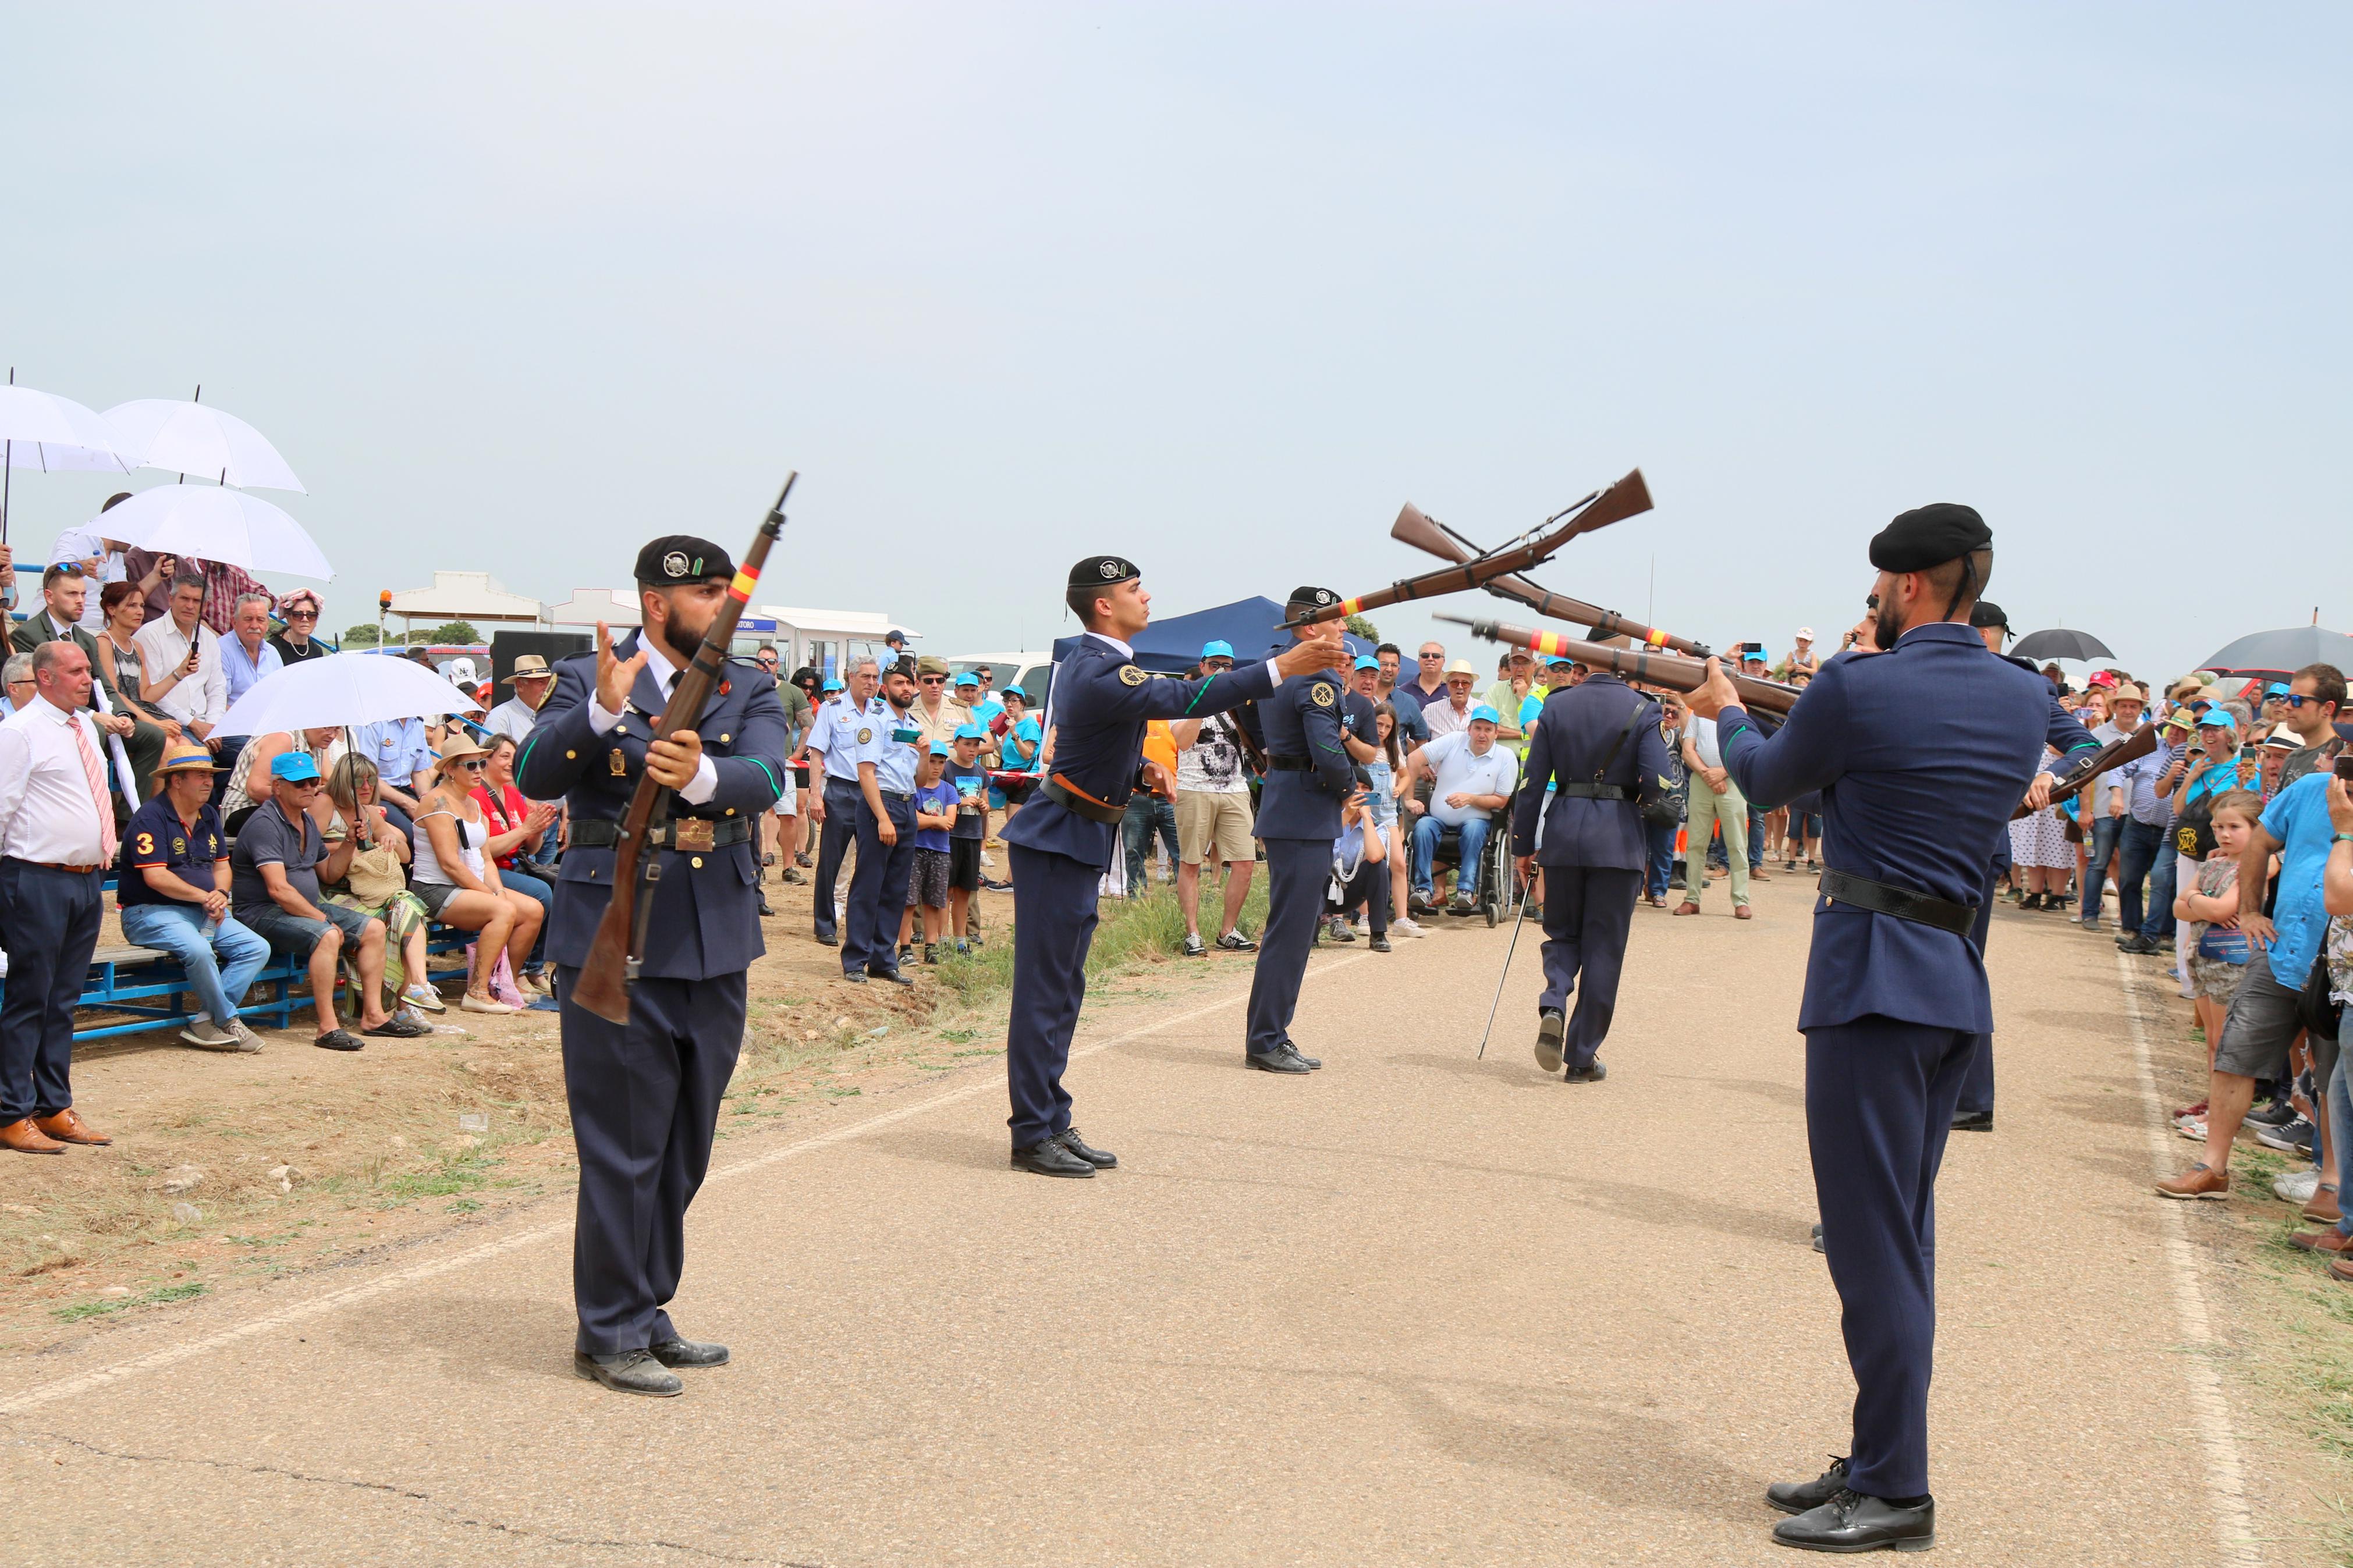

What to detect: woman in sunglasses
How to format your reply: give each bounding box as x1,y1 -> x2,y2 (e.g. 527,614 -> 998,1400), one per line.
412,733 -> 544,1013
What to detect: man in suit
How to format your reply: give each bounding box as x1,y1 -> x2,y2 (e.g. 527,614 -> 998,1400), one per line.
1241,588 -> 1354,1075
1687,504 -> 2046,1553
998,558 -> 1349,1177
516,534 -> 789,1398
12,563 -> 161,804
1510,663 -> 1670,1083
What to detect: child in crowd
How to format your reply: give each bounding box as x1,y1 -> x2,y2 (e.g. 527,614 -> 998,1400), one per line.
903,743 -> 957,965
1323,768 -> 1392,952
943,724 -> 991,945
2172,790 -> 2264,1136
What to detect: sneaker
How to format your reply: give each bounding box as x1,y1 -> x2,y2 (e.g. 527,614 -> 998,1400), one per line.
795,852 -> 814,869
227,1019 -> 265,1052
2257,1117 -> 2317,1155
402,983 -> 446,1014
1447,897 -> 1479,917
922,943 -> 939,966
2248,1097 -> 2300,1129
178,1017 -> 242,1051
782,867 -> 806,884
521,970 -> 553,997
1181,931 -> 1206,957
2276,1169 -> 2323,1204
2155,1162 -> 2231,1200
1216,930 -> 1258,952
1325,916 -> 1357,943
1388,917 -> 1427,938
1369,934 -> 1392,952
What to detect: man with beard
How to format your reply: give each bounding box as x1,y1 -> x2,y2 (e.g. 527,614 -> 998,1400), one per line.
516,535 -> 789,1397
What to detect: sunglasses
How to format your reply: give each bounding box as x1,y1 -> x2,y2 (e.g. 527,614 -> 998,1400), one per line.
286,778 -> 323,791
1419,652 -> 1443,660
920,675 -> 947,685
2284,693 -> 2327,709
285,609 -> 318,620
1202,659 -> 1234,671
454,759 -> 488,771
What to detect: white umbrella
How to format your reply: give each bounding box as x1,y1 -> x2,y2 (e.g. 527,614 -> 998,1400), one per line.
0,382 -> 136,475
104,395 -> 305,492
214,651 -> 481,738
104,485 -> 333,581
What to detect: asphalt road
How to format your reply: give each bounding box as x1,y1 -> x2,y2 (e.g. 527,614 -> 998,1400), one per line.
0,873 -> 2274,1565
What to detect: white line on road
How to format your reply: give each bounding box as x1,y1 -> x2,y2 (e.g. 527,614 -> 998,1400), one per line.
0,950 -> 1375,1418
2114,950 -> 2264,1568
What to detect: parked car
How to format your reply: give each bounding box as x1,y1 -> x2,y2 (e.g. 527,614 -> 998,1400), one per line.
947,653 -> 1054,710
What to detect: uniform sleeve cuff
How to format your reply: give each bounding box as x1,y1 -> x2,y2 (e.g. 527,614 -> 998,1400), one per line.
587,699 -> 621,735
678,755 -> 718,805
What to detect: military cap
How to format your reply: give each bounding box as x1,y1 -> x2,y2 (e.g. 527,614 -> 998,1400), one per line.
1869,503 -> 1990,573
1069,556 -> 1140,589
915,654 -> 951,677
1968,600 -> 2010,632
634,535 -> 736,586
1287,585 -> 1341,613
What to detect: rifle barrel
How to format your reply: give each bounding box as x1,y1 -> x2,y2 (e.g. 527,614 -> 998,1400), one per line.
1436,613 -> 1800,715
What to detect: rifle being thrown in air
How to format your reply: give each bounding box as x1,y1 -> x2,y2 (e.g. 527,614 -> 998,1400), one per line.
570,475 -> 796,1025
1435,613 -> 1801,715
1389,502 -> 1710,657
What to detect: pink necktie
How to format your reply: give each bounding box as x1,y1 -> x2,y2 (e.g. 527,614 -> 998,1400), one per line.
70,713 -> 118,864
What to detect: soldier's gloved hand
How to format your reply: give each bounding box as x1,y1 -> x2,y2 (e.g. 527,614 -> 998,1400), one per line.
646,730 -> 703,790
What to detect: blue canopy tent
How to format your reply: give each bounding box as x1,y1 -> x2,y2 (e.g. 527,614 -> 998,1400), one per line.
1050,596 -> 1372,674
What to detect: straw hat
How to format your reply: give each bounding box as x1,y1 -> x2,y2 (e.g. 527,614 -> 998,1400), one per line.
434,732 -> 489,771
509,653 -> 556,681
154,739 -> 220,776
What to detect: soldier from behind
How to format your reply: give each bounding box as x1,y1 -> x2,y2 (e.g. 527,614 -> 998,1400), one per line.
516,535 -> 789,1398
1509,660 -> 1671,1083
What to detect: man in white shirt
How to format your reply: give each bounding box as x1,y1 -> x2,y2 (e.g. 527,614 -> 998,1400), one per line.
0,641 -> 119,1154
48,493 -> 168,632
1674,711 -> 1751,918
1422,660 -> 1481,740
1399,707 -> 1518,913
485,655 -> 558,744
132,574 -> 229,746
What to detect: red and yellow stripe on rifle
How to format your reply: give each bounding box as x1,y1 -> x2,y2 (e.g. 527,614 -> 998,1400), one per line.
1644,627 -> 1667,646
1520,629 -> 1575,657
728,565 -> 760,604
1337,596 -> 1364,616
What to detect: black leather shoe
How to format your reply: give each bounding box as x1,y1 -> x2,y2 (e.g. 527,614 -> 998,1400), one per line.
1534,1008 -> 1566,1074
1012,1139 -> 1096,1178
1561,1058 -> 1606,1084
573,1350 -> 683,1397
1770,1488 -> 1933,1553
868,966 -> 915,987
1767,1456 -> 1851,1515
648,1335 -> 730,1368
815,930 -> 839,947
1950,1108 -> 1993,1133
1056,1127 -> 1117,1168
1247,1046 -> 1314,1074
839,969 -> 867,984
1811,1222 -> 1826,1254
756,897 -> 775,918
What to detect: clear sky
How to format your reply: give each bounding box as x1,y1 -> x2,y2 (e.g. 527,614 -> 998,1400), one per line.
5,3 -> 2345,681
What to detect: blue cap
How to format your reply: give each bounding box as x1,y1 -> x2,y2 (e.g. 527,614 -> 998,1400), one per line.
928,740 -> 953,756
822,677 -> 844,692
2196,707 -> 2238,730
270,751 -> 321,783
1201,639 -> 1234,660
1353,655 -> 1380,671
2267,681 -> 2292,695
1546,656 -> 1572,668
953,723 -> 987,740
1015,716 -> 1042,740
1470,703 -> 1502,724
953,671 -> 979,687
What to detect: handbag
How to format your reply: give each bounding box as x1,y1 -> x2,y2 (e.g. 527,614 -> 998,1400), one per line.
342,835 -> 409,908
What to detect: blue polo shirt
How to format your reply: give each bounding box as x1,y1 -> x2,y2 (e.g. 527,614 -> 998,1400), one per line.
116,796 -> 229,908
2258,771 -> 2337,989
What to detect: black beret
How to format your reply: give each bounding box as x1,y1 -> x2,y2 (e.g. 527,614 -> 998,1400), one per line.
1287,585 -> 1341,613
1968,600 -> 2010,632
1069,556 -> 1140,590
1869,503 -> 1990,574
634,535 -> 736,586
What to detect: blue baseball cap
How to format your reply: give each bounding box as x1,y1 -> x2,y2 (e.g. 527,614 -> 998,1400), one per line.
270,751 -> 322,783
1352,655 -> 1380,671
2196,707 -> 2238,730
1201,639 -> 1234,660
822,677 -> 844,692
1470,703 -> 1502,724
953,723 -> 987,741
2267,681 -> 2292,696
953,670 -> 979,688
1546,656 -> 1573,668
929,740 -> 953,756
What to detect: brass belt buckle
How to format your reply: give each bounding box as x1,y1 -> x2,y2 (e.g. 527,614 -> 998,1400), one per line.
672,817 -> 715,853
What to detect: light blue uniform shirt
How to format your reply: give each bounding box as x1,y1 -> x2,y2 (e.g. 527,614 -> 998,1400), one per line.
854,700 -> 923,795
354,717 -> 434,790
809,695 -> 885,784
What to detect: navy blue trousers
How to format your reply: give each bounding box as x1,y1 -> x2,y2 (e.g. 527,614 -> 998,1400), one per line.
1808,1015 -> 1975,1500
556,966 -> 744,1354
812,778 -> 861,940
842,791 -> 914,976
0,860 -> 104,1121
1005,844 -> 1102,1148
1535,865 -> 1640,1071
1245,837 -> 1329,1058
1957,858 -> 1999,1118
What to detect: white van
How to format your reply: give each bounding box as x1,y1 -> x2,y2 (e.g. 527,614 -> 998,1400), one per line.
946,652 -> 1055,710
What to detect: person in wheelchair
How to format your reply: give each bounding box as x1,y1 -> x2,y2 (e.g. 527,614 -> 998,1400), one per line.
1398,706 -> 1518,916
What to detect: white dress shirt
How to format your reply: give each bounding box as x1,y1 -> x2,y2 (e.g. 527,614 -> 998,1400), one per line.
133,616 -> 228,729
0,696 -> 112,865
587,634 -> 719,805
48,524 -> 127,632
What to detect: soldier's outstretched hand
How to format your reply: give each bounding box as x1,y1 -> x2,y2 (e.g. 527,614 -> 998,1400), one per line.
1273,623 -> 1353,680
596,620 -> 649,717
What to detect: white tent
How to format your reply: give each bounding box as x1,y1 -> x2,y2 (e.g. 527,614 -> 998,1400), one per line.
544,587 -> 642,629
386,571 -> 542,632
755,605 -> 920,678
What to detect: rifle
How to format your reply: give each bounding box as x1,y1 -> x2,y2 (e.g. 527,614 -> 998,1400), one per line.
1389,503 -> 1709,657
1434,613 -> 1801,714
2014,721 -> 2157,820
570,475 -> 796,1025
1280,468 -> 1652,630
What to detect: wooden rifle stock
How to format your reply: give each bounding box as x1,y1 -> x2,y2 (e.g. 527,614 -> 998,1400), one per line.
1435,613 -> 1800,715
1389,503 -> 1710,657
2013,721 -> 2157,820
1282,468 -> 1651,629
570,475 -> 796,1025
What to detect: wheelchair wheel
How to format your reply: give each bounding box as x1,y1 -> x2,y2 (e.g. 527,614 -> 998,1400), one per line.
1482,830 -> 1508,926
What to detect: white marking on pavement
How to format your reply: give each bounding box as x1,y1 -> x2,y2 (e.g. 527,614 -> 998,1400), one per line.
2114,950 -> 2264,1567
0,950 -> 1375,1417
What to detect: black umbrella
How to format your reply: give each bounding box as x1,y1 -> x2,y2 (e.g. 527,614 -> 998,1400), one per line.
2010,628 -> 2114,663
2198,625 -> 2353,680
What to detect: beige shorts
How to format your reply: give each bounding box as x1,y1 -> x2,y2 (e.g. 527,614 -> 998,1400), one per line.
1177,790 -> 1255,866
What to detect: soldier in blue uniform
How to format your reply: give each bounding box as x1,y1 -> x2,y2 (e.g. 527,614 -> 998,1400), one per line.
1000,558 -> 1349,1176
839,662 -> 922,985
1953,600 -> 2102,1132
1242,587 -> 1356,1074
1509,662 -> 1671,1083
516,535 -> 789,1398
803,658 -> 885,947
1686,504 -> 2046,1552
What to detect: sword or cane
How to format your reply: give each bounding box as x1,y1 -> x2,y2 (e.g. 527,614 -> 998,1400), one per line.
1476,873 -> 1539,1059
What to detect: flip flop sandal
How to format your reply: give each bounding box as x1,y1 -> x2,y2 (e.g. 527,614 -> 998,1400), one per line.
314,1029 -> 365,1052
364,1016 -> 430,1039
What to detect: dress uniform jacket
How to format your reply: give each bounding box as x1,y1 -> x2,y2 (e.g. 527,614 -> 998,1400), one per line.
1510,674 -> 1670,870
1251,642 -> 1353,842
516,632 -> 790,979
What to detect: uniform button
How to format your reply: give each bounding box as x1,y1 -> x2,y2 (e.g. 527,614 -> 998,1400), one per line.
566,749 -> 577,759
725,807 -> 736,816
690,855 -> 704,869
720,733 -> 730,743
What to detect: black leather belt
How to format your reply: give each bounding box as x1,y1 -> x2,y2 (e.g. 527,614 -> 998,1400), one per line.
1818,868 -> 1974,936
1265,755 -> 1314,771
1043,776 -> 1124,825
569,817 -> 752,851
1555,783 -> 1632,800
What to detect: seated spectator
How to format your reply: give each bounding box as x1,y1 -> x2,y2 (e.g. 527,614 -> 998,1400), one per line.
45,492 -> 153,631
1400,706 -> 1518,914
133,573 -> 228,762
351,712 -> 436,835
484,654 -> 557,744
233,751 -> 421,1050
1424,660 -> 1481,739
115,741 -> 270,1051
473,733 -> 558,995
1324,769 -> 1391,951
0,652 -> 34,719
93,580 -> 182,801
219,726 -> 343,834
320,754 -> 442,1018
410,734 -> 543,1014
269,589 -> 330,666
